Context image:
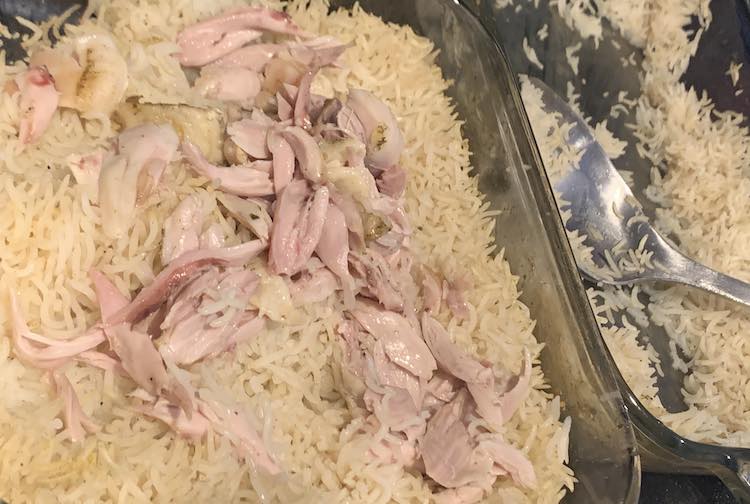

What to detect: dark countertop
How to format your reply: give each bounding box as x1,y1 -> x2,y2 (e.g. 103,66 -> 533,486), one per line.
481,0 -> 747,502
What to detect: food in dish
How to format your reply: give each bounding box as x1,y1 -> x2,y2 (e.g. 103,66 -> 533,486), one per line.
0,1 -> 573,501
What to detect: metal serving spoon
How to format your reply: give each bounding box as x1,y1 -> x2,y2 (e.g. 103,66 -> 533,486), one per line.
527,77 -> 750,308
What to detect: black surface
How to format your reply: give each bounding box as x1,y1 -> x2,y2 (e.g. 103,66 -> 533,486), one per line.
641,473 -> 736,504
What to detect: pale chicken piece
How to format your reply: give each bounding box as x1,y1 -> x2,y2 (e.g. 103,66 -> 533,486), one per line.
51,371 -> 99,443
420,266 -> 443,314
216,192 -> 272,241
287,36 -> 350,67
76,350 -> 126,376
336,320 -> 368,392
177,7 -> 311,66
422,371 -> 461,411
267,129 -> 294,193
29,33 -> 128,116
209,36 -> 345,73
315,202 -> 355,307
117,125 -> 178,196
67,149 -> 105,202
376,165 -> 407,198
349,301 -> 436,380
421,314 -> 492,385
115,101 -> 226,164
313,97 -> 342,128
293,66 -> 318,130
160,268 -> 263,365
194,67 -> 261,104
99,124 -> 179,239
200,223 -> 226,249
422,314 -> 532,426
72,34 -> 128,115
432,486 -> 485,504
480,437 -> 537,488
131,389 -> 210,440
281,126 -> 322,183
161,194 -> 209,265
223,137 -> 249,165
276,91 -> 293,121
349,248 -> 404,311
420,389 -> 495,489
444,273 -> 473,321
210,43 -> 283,71
262,57 -> 307,95
336,104 -> 366,143
182,141 -> 274,197
370,202 -> 411,252
90,269 -> 129,322
9,292 -> 105,370
287,265 -> 339,305
15,65 -> 59,145
330,188 -> 365,248
179,29 -> 262,67
347,89 -> 405,170
162,304 -> 264,366
467,349 -> 532,427
29,47 -> 81,108
364,386 -> 421,433
227,118 -> 270,159
319,142 -> 408,249
365,417 -> 420,468
198,395 -> 281,475
106,239 -> 266,325
366,340 -> 423,407
105,323 -> 194,415
268,180 -> 330,275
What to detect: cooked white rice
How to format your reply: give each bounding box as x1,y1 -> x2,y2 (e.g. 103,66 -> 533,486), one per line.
0,1 -> 573,502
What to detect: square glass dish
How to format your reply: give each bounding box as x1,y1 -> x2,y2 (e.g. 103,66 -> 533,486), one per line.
0,0 -> 640,501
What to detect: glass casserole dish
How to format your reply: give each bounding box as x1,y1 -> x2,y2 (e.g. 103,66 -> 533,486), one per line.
0,0 -> 640,502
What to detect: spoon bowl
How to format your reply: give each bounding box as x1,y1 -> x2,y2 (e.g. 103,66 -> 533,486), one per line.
529,76 -> 750,308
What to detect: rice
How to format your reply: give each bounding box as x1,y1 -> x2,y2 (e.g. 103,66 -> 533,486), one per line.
523,37 -> 544,70
565,42 -> 581,74
0,0 -> 572,502
522,0 -> 750,450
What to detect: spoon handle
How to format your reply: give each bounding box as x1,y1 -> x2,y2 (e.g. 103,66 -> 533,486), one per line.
662,253 -> 750,309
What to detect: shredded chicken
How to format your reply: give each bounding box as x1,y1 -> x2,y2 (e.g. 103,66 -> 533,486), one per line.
315,202 -> 355,307
107,240 -> 267,325
51,371 -> 100,443
281,126 -> 323,183
15,66 -> 59,145
268,180 -> 329,275
99,124 -> 180,239
162,195 -> 209,265
346,89 -> 405,170
182,141 -> 274,197
9,292 -> 105,370
13,7 -> 540,497
177,7 -> 310,67
160,268 -> 263,365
